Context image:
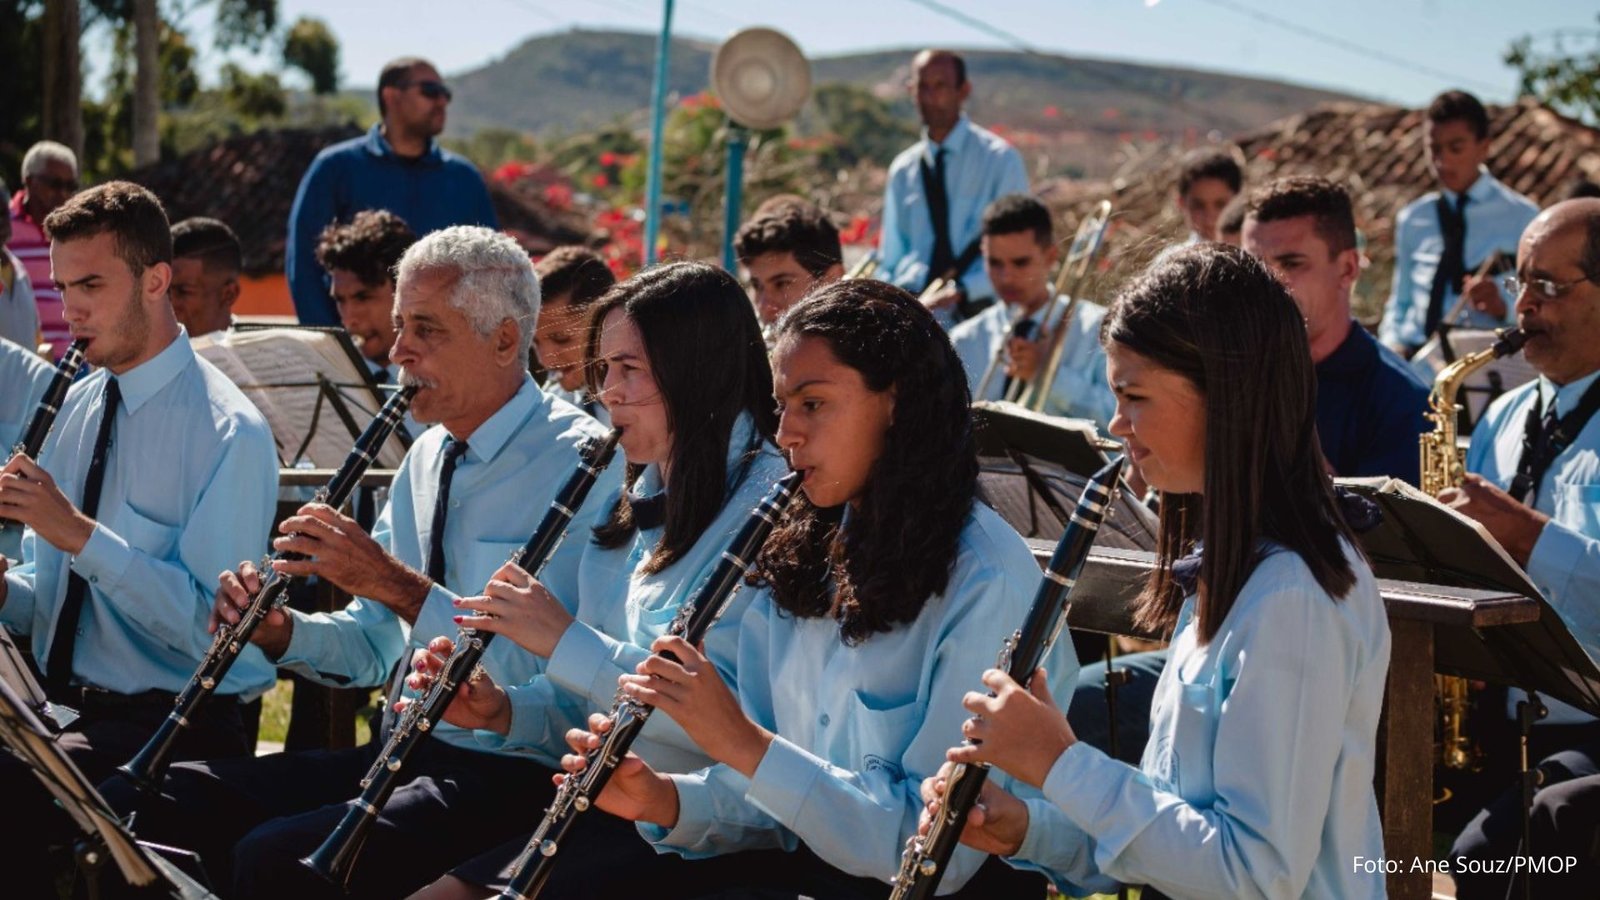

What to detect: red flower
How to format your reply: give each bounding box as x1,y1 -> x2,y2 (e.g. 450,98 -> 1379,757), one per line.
599,151 -> 618,167
592,173 -> 610,188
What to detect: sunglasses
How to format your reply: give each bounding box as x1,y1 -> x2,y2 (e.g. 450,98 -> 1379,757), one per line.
31,175 -> 78,192
403,80 -> 453,101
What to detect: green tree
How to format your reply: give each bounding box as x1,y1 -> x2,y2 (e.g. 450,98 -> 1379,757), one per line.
805,82 -> 917,168
1506,15 -> 1600,124
282,15 -> 340,95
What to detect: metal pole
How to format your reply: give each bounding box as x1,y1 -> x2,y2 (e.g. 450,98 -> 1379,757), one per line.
642,0 -> 676,267
721,123 -> 748,272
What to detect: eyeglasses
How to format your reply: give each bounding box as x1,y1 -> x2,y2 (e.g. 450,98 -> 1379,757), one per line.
30,175 -> 78,192
402,80 -> 453,101
1499,273 -> 1596,301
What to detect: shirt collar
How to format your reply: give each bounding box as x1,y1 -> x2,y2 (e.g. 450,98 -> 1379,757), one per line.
1313,319 -> 1372,377
456,374 -> 543,464
1445,165 -> 1497,205
363,123 -> 443,166
115,330 -> 194,414
1539,368 -> 1600,419
921,114 -> 973,161
9,191 -> 34,224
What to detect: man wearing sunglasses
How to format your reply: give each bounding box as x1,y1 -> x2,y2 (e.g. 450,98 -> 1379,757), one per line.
287,56 -> 497,327
7,140 -> 79,354
1443,197 -> 1600,899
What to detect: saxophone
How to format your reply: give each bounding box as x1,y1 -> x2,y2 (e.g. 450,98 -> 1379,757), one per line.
1419,326 -> 1529,771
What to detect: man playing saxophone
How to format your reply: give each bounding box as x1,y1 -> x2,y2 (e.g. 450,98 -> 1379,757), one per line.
0,182 -> 279,895
1444,198 -> 1600,899
98,226 -> 620,899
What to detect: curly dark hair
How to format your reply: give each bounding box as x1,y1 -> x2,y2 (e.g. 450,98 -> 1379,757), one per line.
753,279 -> 977,643
314,210 -> 417,289
584,261 -> 778,573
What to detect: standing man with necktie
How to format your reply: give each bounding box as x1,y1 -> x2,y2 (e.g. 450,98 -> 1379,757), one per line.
0,182 -> 279,893
878,49 -> 1028,328
98,226 -> 620,900
1379,90 -> 1538,357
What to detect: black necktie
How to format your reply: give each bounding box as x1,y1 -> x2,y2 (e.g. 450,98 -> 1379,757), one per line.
1425,193 -> 1470,338
999,318 -> 1039,399
1509,380 -> 1600,506
45,377 -> 120,695
426,438 -> 469,584
921,147 -> 954,290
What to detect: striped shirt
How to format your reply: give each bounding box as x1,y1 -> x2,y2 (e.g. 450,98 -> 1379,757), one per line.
6,192 -> 67,351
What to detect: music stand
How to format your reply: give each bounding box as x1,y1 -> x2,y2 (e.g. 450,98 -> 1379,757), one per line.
0,660 -> 216,898
192,325 -> 411,469
973,401 -> 1157,550
1339,477 -> 1600,715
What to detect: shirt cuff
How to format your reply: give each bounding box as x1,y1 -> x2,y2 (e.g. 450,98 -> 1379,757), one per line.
547,620 -> 624,704
744,734 -> 825,827
1041,741 -> 1121,833
1528,519 -> 1586,615
412,582 -> 461,644
642,771 -> 721,850
69,522 -> 133,594
275,606 -> 356,684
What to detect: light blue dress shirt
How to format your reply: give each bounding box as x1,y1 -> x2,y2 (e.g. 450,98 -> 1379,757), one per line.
878,115 -> 1029,308
2,333 -> 280,697
0,249 -> 40,349
275,377 -> 619,763
485,415 -> 788,772
642,503 -> 1081,891
948,296 -> 1115,431
1009,541 -> 1390,899
1,338 -> 57,563
1380,168 -> 1538,349
1468,371 -> 1600,722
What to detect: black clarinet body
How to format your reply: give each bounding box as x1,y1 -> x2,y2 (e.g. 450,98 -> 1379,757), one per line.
116,385 -> 418,794
499,469 -> 802,900
1,339 -> 88,533
301,429 -> 622,889
889,458 -> 1124,900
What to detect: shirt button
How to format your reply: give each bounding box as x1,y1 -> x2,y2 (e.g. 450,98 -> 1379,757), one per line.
819,713 -> 830,727
88,575 -> 99,584
76,628 -> 84,636
450,499 -> 461,509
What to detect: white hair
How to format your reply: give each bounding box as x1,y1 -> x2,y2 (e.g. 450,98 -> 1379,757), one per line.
396,225 -> 540,361
22,141 -> 78,179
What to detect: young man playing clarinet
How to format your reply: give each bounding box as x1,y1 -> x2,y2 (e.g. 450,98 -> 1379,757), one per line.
0,182 -> 279,894
99,225 -> 620,899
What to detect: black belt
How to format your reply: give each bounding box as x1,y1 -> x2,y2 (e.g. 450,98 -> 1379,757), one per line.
56,684 -> 193,709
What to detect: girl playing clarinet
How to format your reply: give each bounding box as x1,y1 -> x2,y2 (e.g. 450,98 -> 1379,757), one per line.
550,279 -> 1075,898
921,243 -> 1392,899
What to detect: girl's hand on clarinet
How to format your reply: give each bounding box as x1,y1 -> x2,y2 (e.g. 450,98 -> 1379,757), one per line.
918,764 -> 1030,856
398,635 -> 512,734
948,667 -> 1074,789
558,713 -> 681,826
620,635 -> 772,778
451,561 -> 573,657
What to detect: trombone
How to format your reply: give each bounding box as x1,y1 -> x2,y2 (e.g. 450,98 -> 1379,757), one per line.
1006,201 -> 1114,411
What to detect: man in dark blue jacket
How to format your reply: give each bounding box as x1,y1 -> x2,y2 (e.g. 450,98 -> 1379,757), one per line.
286,56 -> 497,325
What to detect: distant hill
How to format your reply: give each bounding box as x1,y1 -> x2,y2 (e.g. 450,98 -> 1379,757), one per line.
443,28 -> 1363,140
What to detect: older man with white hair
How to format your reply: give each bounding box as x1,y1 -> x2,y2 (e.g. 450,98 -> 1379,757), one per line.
8,141 -> 79,351
99,226 -> 622,899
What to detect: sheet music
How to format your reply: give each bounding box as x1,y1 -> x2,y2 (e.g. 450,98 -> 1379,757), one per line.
193,329 -> 407,468
1367,476 -> 1541,600
0,680 -> 159,887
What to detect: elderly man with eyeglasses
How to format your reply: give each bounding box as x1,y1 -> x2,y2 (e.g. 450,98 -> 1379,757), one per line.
1444,197 -> 1600,899
286,56 -> 498,327
7,141 -> 79,353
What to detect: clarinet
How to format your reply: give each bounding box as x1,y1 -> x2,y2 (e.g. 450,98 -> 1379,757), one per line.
1,339 -> 88,534
499,469 -> 803,900
301,428 -> 622,888
116,385 -> 417,794
889,458 -> 1124,900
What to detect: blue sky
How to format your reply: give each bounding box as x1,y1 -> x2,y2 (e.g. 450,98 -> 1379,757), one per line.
94,0 -> 1595,109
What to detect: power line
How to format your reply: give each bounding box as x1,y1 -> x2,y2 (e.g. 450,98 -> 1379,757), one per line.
1188,0 -> 1506,96
902,0 -> 1255,133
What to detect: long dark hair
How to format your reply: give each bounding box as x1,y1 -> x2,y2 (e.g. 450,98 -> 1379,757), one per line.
1109,243 -> 1358,643
753,279 -> 977,643
584,261 -> 777,573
